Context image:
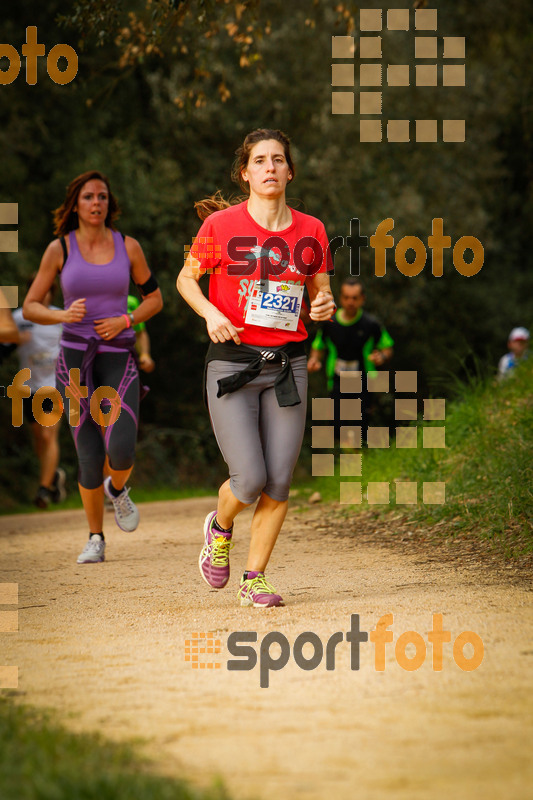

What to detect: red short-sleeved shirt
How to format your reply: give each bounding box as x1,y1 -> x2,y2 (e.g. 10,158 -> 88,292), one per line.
190,201 -> 332,346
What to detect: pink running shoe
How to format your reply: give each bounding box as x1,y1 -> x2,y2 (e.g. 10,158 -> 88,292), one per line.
238,572 -> 285,608
199,511 -> 233,589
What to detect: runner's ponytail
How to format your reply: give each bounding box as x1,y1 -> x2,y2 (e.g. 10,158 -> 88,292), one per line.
194,190 -> 246,220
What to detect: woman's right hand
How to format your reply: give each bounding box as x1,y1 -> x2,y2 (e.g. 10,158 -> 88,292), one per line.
205,308 -> 244,345
63,298 -> 86,323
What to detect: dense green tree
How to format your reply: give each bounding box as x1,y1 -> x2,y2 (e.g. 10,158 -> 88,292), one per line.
1,0 -> 531,505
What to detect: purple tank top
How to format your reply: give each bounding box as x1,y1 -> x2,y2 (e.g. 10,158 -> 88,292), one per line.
60,229 -> 135,348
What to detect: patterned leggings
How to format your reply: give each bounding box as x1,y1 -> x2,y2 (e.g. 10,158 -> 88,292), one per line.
56,346 -> 140,489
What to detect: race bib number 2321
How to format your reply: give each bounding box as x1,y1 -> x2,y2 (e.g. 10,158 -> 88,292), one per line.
245,280 -> 304,331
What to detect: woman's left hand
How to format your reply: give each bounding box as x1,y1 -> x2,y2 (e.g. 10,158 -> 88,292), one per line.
138,353 -> 155,372
309,291 -> 336,322
94,316 -> 128,340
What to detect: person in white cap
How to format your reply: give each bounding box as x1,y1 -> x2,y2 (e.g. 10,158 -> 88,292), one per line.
497,327 -> 530,380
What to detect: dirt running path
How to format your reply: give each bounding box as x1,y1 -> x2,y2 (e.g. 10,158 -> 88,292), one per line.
2,498 -> 533,800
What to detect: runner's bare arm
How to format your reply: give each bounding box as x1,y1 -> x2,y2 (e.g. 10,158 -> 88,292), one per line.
0,290 -> 23,343
23,240 -> 86,325
125,237 -> 163,323
177,254 -> 244,345
306,272 -> 335,322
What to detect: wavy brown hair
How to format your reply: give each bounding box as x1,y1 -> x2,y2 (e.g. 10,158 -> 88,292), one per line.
194,190 -> 238,222
195,129 -> 296,220
52,170 -> 121,236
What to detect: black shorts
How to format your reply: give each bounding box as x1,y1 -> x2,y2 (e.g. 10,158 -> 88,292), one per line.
23,394 -> 55,424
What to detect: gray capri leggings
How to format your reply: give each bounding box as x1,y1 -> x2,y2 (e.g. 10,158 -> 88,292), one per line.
206,356 -> 308,504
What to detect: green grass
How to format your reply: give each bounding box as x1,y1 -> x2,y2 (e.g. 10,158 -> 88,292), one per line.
296,360 -> 533,557
0,696 -> 230,800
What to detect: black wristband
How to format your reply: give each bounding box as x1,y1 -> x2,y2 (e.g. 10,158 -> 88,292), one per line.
137,273 -> 159,296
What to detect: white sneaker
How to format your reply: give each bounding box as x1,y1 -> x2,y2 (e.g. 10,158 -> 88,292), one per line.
77,535 -> 106,564
103,477 -> 140,532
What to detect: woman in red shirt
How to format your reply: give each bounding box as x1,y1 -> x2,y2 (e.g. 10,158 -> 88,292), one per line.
177,128 -> 335,607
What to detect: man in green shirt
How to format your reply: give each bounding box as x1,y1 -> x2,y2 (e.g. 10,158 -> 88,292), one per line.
308,277 -> 393,441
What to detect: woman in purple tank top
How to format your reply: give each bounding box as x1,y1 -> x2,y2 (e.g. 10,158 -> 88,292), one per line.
23,170 -> 163,564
